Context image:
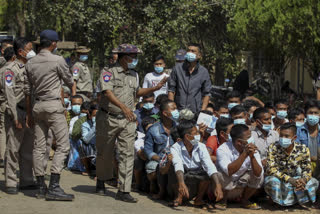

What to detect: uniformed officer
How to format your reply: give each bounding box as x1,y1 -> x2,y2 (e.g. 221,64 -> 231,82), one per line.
0,39 -> 13,167
25,29 -> 75,201
2,38 -> 36,194
71,46 -> 93,101
95,44 -> 167,203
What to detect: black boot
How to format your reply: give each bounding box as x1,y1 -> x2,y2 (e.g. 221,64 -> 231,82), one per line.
115,191 -> 138,203
45,174 -> 74,201
35,176 -> 47,199
96,179 -> 105,195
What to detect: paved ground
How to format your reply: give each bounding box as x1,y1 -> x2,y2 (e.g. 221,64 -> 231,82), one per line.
0,165 -> 318,214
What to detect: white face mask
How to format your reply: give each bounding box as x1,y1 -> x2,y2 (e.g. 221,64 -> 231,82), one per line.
26,50 -> 36,60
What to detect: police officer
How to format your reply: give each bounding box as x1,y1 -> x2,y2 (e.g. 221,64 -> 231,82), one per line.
25,30 -> 75,201
0,39 -> 13,69
71,46 -> 93,101
95,44 -> 167,203
2,38 -> 36,194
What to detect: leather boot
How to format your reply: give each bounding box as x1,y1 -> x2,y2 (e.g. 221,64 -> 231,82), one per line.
35,176 -> 47,199
45,174 -> 74,201
96,179 -> 106,195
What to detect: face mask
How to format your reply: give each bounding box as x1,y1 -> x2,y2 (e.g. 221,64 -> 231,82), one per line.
80,113 -> 87,118
276,110 -> 287,119
72,105 -> 81,115
143,102 -> 154,110
271,115 -> 275,120
295,121 -> 304,128
247,136 -> 255,144
228,134 -> 232,141
220,114 -> 229,119
128,59 -> 138,69
92,117 -> 96,123
228,103 -> 239,110
154,66 -> 164,74
170,109 -> 180,121
52,47 -> 58,54
26,50 -> 36,60
262,124 -> 272,132
190,134 -> 201,145
234,118 -> 246,125
307,114 -> 319,126
279,137 -> 292,148
79,55 -> 88,62
249,113 -> 253,120
185,52 -> 197,62
64,98 -> 70,106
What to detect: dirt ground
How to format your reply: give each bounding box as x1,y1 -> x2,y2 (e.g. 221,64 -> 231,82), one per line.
0,165 -> 318,214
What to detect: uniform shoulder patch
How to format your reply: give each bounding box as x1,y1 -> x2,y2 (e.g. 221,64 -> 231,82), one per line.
18,63 -> 24,69
73,67 -> 80,76
5,71 -> 14,86
102,71 -> 112,82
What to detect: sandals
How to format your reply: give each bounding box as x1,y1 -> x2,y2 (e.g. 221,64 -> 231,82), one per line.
241,202 -> 261,210
168,200 -> 180,207
215,201 -> 227,210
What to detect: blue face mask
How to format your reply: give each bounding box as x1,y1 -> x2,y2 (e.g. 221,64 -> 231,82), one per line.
154,66 -> 164,74
276,110 -> 287,119
228,103 -> 239,110
92,117 -> 96,124
296,121 -> 305,128
190,134 -> 201,145
279,137 -> 292,148
80,113 -> 87,118
170,110 -> 180,121
143,103 -> 154,110
79,55 -> 88,62
220,114 -> 230,119
247,136 -> 255,144
128,59 -> 138,69
234,118 -> 246,125
307,114 -> 319,126
262,123 -> 272,132
228,134 -> 232,141
185,52 -> 197,62
72,105 -> 81,115
64,98 -> 70,106
249,113 -> 253,120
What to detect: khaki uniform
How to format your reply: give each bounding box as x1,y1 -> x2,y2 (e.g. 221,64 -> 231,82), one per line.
2,59 -> 34,187
71,62 -> 93,101
0,61 -> 8,161
0,56 -> 6,68
96,65 -> 138,192
25,49 -> 74,176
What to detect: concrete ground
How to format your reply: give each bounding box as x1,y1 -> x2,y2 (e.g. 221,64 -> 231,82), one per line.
0,166 -> 318,214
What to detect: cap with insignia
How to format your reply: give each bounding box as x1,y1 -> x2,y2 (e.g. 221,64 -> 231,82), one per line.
112,44 -> 142,54
76,46 -> 91,53
40,29 -> 60,41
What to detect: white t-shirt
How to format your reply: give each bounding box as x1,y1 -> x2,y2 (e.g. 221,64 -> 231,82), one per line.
134,131 -> 145,159
143,72 -> 169,99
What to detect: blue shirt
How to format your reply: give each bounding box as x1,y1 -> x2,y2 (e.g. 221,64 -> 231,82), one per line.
81,120 -> 96,145
134,107 -> 159,133
144,122 -> 175,160
296,124 -> 320,157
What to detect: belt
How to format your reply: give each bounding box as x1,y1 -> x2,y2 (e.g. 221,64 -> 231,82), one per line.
100,108 -> 126,119
17,105 -> 26,111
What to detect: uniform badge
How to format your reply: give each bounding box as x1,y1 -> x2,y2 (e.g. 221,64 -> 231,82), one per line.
73,67 -> 80,76
103,71 -> 112,82
5,71 -> 14,86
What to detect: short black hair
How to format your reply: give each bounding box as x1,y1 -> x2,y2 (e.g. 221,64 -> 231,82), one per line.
155,94 -> 169,106
40,38 -> 53,49
264,102 -> 275,110
159,99 -> 175,113
253,107 -> 270,120
3,47 -> 15,61
304,99 -> 320,113
207,103 -> 214,110
280,122 -> 297,135
230,124 -> 249,143
213,101 -> 228,111
227,90 -> 241,100
200,110 -> 213,116
170,126 -> 180,142
71,95 -> 84,102
89,103 -> 99,115
142,93 -> 155,100
242,99 -> 261,112
288,108 -> 305,121
1,39 -> 13,50
230,105 -> 246,117
13,37 -> 30,56
274,99 -> 288,108
141,116 -> 156,132
187,43 -> 201,53
153,54 -> 165,63
80,101 -> 91,111
177,120 -> 196,139
216,117 -> 233,137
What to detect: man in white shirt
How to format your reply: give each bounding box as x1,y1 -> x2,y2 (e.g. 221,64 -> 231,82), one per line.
216,124 -> 263,210
170,120 -> 223,207
142,55 -> 169,99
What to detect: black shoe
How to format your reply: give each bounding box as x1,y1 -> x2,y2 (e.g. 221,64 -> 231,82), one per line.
115,191 -> 138,203
35,176 -> 47,199
96,179 -> 106,195
45,174 -> 74,201
6,187 -> 18,195
0,159 -> 4,168
19,184 -> 39,190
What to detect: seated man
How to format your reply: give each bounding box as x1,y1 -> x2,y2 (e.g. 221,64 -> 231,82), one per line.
216,124 -> 263,210
229,105 -> 250,127
213,101 -> 229,119
226,90 -> 241,110
67,94 -> 84,126
144,100 -> 178,198
242,99 -> 262,124
265,123 -> 319,207
71,102 -> 90,141
272,99 -> 289,130
69,101 -> 90,136
288,108 -> 305,128
206,117 -> 233,163
170,120 -> 223,207
252,107 -> 279,168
